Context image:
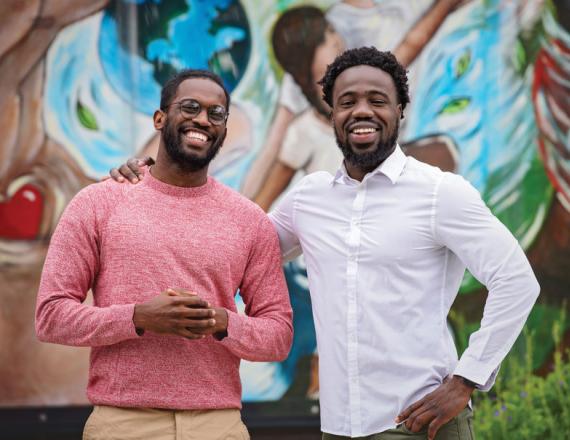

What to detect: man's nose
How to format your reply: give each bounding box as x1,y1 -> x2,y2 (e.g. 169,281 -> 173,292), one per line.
192,108 -> 211,126
352,100 -> 374,118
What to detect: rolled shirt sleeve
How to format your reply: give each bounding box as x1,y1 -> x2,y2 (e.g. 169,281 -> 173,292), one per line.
434,173 -> 540,388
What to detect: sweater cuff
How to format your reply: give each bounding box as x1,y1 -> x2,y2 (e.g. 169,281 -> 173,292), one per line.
219,309 -> 245,345
110,303 -> 140,340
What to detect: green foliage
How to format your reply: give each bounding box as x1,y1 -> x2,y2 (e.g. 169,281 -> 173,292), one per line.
472,308 -> 570,439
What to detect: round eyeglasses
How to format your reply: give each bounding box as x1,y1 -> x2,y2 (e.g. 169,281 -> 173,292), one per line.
163,98 -> 228,126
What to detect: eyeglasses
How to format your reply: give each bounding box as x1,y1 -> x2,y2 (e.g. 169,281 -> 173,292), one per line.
163,99 -> 228,126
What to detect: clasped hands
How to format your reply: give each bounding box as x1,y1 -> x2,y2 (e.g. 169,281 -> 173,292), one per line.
133,288 -> 228,340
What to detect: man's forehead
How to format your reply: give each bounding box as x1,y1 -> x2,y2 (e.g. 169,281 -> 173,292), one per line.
176,78 -> 227,105
333,65 -> 396,95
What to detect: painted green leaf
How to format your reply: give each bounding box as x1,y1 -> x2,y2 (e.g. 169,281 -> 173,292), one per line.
76,100 -> 99,131
513,38 -> 527,74
438,97 -> 471,115
455,49 -> 471,78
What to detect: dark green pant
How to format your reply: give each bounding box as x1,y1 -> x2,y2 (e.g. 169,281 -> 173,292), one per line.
322,408 -> 474,440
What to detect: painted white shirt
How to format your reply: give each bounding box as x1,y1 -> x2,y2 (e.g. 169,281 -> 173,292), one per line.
269,146 -> 539,436
279,109 -> 342,175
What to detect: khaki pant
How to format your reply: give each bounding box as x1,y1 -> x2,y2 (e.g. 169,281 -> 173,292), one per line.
83,405 -> 250,440
322,408 -> 474,440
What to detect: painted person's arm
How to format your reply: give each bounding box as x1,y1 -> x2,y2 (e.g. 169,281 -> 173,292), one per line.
241,104 -> 295,198
254,161 -> 297,212
394,0 -> 469,67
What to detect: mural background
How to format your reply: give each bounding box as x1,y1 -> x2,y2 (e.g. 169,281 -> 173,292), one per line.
0,0 -> 568,437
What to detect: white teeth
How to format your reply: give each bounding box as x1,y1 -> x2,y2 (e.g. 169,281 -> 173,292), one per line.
352,127 -> 377,134
185,130 -> 208,142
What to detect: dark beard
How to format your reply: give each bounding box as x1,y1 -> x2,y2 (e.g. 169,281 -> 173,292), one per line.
334,120 -> 399,173
162,119 -> 224,172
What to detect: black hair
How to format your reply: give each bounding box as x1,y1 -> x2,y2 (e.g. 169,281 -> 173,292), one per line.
318,47 -> 410,118
272,6 -> 329,110
160,69 -> 231,110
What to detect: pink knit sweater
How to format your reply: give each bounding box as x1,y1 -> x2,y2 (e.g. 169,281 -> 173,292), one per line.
36,172 -> 292,410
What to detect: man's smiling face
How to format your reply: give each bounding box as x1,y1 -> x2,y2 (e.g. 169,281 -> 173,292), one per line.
331,65 -> 402,172
158,77 -> 228,171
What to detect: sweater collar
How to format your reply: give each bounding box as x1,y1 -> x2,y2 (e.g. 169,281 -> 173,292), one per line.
141,167 -> 215,198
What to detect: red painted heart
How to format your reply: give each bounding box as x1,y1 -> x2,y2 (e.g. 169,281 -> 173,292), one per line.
0,183 -> 43,240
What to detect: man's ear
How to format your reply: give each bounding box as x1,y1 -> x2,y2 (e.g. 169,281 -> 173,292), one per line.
153,110 -> 166,130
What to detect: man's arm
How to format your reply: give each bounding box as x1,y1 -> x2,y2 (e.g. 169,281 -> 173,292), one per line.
216,214 -> 293,362
397,173 -> 539,439
35,186 -> 217,346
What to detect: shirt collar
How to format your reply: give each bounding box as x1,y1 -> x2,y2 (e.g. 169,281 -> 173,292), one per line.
331,144 -> 407,186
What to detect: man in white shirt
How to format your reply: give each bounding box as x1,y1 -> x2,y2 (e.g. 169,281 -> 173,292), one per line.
269,47 -> 539,439
110,47 -> 539,440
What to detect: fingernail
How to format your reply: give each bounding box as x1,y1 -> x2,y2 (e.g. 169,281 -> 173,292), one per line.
118,177 -> 124,182
132,178 -> 139,183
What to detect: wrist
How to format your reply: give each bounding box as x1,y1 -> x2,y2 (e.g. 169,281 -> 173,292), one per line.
213,308 -> 229,340
454,375 -> 477,391
132,304 -> 146,335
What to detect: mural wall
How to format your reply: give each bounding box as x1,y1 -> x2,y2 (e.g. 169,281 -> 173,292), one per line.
0,0 -> 568,434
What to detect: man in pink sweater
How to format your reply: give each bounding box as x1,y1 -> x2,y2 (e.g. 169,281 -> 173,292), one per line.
35,69 -> 293,440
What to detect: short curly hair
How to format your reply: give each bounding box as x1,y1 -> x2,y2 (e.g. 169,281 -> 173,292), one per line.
318,47 -> 409,118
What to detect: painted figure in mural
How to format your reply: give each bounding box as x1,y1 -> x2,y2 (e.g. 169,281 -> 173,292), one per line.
110,47 -> 540,439
241,0 -> 468,200
35,69 -> 293,439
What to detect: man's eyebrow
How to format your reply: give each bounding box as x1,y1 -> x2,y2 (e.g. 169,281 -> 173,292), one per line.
367,90 -> 390,99
336,89 -> 391,101
336,91 -> 356,101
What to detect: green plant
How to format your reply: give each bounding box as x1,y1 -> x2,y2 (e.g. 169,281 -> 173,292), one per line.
472,308 -> 569,439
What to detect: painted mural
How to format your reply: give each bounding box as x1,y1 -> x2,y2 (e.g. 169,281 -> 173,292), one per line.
0,0 -> 568,436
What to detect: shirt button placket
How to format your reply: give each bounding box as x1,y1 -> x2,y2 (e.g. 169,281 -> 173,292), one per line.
346,184 -> 365,435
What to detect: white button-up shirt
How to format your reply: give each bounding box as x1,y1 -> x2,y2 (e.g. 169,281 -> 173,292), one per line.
269,145 -> 539,437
